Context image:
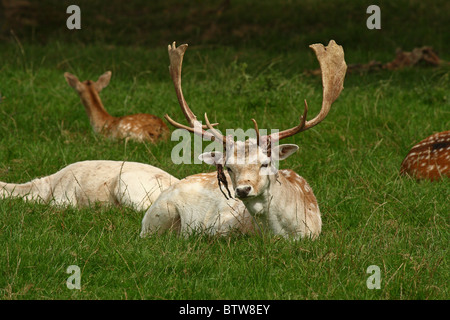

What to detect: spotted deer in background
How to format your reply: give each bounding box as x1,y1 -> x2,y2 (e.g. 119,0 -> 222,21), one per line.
64,71 -> 170,143
141,40 -> 347,239
400,130 -> 450,180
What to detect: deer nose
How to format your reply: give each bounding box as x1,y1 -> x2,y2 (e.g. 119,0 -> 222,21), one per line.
235,185 -> 252,198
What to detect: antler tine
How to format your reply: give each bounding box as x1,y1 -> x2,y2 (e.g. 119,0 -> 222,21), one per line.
204,113 -> 227,145
265,40 -> 347,142
251,118 -> 260,146
164,114 -> 207,136
266,100 -> 308,141
165,42 -> 218,139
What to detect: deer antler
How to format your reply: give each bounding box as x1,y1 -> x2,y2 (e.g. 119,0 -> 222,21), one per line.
204,113 -> 232,147
251,119 -> 260,146
165,41 -> 346,151
263,40 -> 347,143
164,42 -> 218,140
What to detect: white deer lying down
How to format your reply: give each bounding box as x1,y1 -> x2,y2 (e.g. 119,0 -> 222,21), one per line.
0,160 -> 179,211
141,172 -> 255,236
141,40 -> 346,239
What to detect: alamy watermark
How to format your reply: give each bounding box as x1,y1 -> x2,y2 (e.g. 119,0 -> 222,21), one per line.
366,265 -> 381,289
366,5 -> 381,30
169,122 -> 283,173
66,265 -> 81,290
66,5 -> 81,30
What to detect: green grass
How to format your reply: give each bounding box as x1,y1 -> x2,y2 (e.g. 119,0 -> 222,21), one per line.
0,1 -> 449,300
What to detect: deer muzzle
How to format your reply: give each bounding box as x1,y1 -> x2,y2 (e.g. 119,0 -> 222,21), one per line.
235,185 -> 252,198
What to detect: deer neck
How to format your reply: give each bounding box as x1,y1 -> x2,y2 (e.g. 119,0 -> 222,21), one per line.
238,172 -> 287,234
78,87 -> 114,132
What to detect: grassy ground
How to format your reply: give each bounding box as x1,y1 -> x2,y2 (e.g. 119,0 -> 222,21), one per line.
0,1 -> 449,300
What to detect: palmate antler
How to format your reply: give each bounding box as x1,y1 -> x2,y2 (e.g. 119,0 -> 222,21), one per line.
164,42 -> 219,141
165,40 -> 347,152
261,40 -> 347,144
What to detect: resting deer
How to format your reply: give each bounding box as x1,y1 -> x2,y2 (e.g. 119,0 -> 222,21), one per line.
140,172 -> 254,236
400,130 -> 450,180
141,41 -> 347,239
1,160 -> 179,211
64,71 -> 170,143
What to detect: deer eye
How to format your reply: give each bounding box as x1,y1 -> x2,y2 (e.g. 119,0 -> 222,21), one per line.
261,163 -> 269,168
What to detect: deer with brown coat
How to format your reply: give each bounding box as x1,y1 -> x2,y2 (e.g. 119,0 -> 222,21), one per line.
400,130 -> 450,180
64,71 -> 170,142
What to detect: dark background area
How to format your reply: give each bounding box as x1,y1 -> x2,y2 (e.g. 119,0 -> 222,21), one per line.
1,0 -> 449,56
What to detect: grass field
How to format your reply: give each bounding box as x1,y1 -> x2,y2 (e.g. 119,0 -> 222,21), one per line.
0,1 -> 449,300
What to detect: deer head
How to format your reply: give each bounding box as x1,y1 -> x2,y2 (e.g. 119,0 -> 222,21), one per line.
64,71 -> 112,95
165,41 -> 347,200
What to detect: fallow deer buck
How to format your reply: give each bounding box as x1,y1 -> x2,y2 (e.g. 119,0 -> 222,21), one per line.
400,130 -> 450,180
141,41 -> 347,239
1,160 -> 179,211
64,71 -> 170,143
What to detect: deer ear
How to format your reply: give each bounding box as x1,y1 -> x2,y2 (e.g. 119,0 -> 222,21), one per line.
95,71 -> 112,92
64,72 -> 80,89
272,144 -> 299,160
199,152 -> 224,165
